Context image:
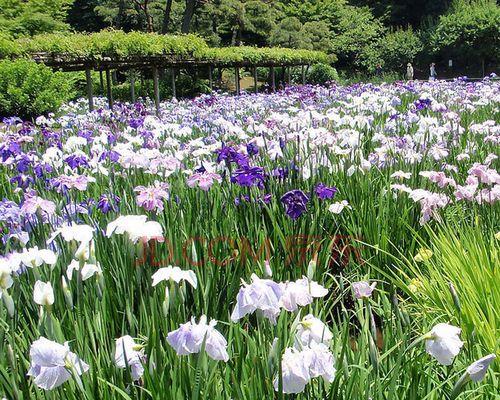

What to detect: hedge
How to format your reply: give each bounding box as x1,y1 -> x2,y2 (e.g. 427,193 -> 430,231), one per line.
0,59 -> 74,118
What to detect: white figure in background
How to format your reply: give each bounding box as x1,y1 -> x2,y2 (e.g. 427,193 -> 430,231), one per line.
429,63 -> 437,81
406,63 -> 414,80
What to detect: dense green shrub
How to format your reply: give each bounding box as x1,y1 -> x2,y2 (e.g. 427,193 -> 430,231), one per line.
307,63 -> 339,84
0,32 -> 21,59
0,59 -> 75,118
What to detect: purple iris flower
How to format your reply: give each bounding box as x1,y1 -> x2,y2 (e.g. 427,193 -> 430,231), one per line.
231,166 -> 265,189
234,195 -> 250,206
64,155 -> 89,170
129,118 -> 144,129
280,190 -> 309,219
33,163 -> 53,178
77,130 -> 94,142
272,167 -> 289,180
246,143 -> 259,157
97,194 -> 121,213
2,116 -> 22,125
1,142 -> 21,162
414,98 -> 432,111
50,175 -> 92,193
216,145 -> 249,167
261,194 -> 272,204
315,183 -> 337,200
98,150 -> 120,163
0,199 -> 24,226
10,174 -> 33,190
107,133 -> 117,145
16,156 -> 31,173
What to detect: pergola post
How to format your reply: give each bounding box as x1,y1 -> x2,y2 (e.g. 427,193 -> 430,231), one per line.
85,68 -> 94,112
270,66 -> 276,92
152,66 -> 160,114
130,71 -> 136,103
140,72 -> 145,97
208,65 -> 213,92
171,67 -> 176,99
105,69 -> 113,109
235,66 -> 240,95
99,71 -> 104,94
301,65 -> 306,84
253,66 -> 258,93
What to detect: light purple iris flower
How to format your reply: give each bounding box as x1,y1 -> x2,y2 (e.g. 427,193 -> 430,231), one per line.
230,274 -> 283,324
280,277 -> 328,312
352,281 -> 377,299
274,343 -> 335,394
134,182 -> 169,213
21,195 -> 56,217
27,337 -> 89,390
50,174 -> 95,193
114,335 -> 145,381
167,315 -> 229,362
186,172 -> 222,191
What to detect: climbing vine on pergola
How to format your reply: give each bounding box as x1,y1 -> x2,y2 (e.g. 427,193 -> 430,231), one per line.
0,31 -> 329,113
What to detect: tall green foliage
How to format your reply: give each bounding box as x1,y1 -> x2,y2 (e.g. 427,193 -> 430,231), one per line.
431,0 -> 500,63
377,27 -> 423,71
269,17 -> 308,49
0,0 -> 73,37
0,59 -> 74,118
277,0 -> 385,69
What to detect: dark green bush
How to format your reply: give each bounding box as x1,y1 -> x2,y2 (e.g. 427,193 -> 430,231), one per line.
307,63 -> 339,84
0,59 -> 75,119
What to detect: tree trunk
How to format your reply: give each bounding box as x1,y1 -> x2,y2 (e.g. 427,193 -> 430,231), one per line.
161,0 -> 173,34
181,0 -> 197,33
236,27 -> 242,46
116,0 -> 126,29
231,29 -> 237,46
133,0 -> 154,32
143,0 -> 153,32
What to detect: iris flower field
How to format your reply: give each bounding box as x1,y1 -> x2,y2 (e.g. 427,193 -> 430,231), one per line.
0,79 -> 498,399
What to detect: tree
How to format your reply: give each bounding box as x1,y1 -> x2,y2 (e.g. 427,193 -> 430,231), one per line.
331,4 -> 385,69
351,0 -> 451,28
302,21 -> 333,52
269,16 -> 311,48
161,0 -> 174,33
94,0 -> 166,32
214,0 -> 278,46
278,0 -> 345,26
277,0 -> 384,69
0,0 -> 73,37
132,0 -> 154,32
430,0 -> 500,70
181,0 -> 202,33
379,27 -> 423,71
67,0 -> 107,32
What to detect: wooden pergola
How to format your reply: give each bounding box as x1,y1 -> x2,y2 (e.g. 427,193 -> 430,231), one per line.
32,53 -> 311,114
